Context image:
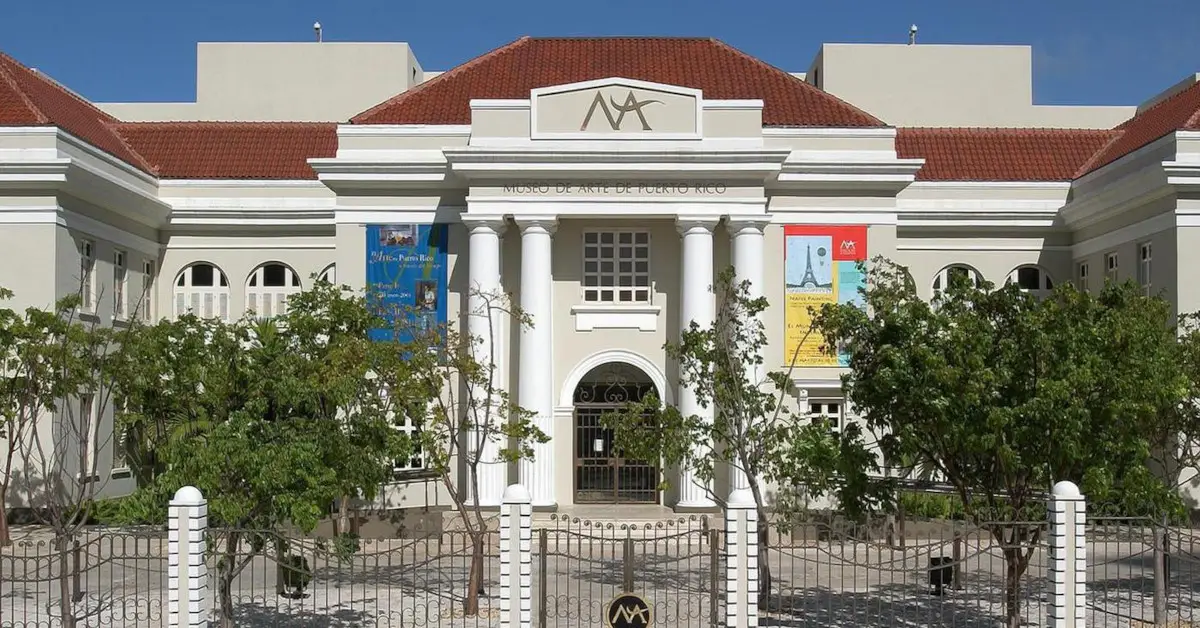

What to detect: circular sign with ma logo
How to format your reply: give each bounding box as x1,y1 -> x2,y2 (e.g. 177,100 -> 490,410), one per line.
606,593 -> 652,628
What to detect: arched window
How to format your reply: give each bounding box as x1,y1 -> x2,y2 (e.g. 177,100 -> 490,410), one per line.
932,264 -> 982,294
1007,265 -> 1054,298
246,263 -> 302,318
317,264 -> 336,285
173,263 -> 230,320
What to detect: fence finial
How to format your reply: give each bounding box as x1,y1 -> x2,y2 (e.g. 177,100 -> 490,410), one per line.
171,485 -> 204,505
1052,480 -> 1081,498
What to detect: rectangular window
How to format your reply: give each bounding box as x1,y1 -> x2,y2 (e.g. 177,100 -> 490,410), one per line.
809,400 -> 842,434
141,260 -> 155,321
79,393 -> 97,479
582,231 -> 651,304
1138,242 -> 1152,295
80,240 -> 96,312
1076,262 -> 1089,292
113,250 -> 127,318
112,398 -> 127,471
1105,252 -> 1119,284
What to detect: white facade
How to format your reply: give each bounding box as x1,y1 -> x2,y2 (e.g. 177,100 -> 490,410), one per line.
3,35 -> 1200,512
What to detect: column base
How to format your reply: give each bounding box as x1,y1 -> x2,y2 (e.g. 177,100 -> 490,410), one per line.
673,501 -> 721,514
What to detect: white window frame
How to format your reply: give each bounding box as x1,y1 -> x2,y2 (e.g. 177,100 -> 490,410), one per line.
1105,252 -> 1119,284
1076,262 -> 1089,292
581,230 -> 652,304
141,259 -> 155,321
931,264 -> 981,294
808,400 -> 843,434
113,250 -> 127,319
317,264 -> 336,284
384,386 -> 426,472
173,263 -> 231,321
1007,265 -> 1054,298
246,263 -> 303,318
80,240 -> 96,312
112,397 -> 128,472
79,393 -> 97,480
1138,242 -> 1152,295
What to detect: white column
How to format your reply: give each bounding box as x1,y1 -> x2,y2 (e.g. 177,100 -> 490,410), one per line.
516,217 -> 557,508
728,217 -> 768,494
168,486 -> 208,628
1048,480 -> 1087,628
676,218 -> 718,509
499,484 -> 533,628
465,216 -> 508,507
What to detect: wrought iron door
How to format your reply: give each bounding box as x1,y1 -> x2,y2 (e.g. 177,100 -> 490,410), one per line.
573,380 -> 659,504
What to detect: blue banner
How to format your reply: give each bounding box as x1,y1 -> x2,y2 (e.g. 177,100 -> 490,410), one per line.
365,224 -> 448,342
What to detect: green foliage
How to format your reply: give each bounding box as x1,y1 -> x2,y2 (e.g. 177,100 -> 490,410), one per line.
600,268 -> 886,516
898,492 -> 966,521
812,258 -> 1185,519
114,281 -> 418,531
810,258 -> 1189,626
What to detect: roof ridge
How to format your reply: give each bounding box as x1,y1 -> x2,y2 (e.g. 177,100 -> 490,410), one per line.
705,38 -> 885,127
115,120 -> 338,128
0,53 -> 49,124
351,36 -> 532,124
105,120 -> 156,173
1116,79 -> 1200,130
1073,129 -> 1126,178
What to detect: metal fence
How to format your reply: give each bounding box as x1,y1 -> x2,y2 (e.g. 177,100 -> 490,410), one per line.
533,514 -> 722,628
1086,516 -> 1200,628
0,527 -> 166,628
762,516 -> 1049,627
203,526 -> 500,627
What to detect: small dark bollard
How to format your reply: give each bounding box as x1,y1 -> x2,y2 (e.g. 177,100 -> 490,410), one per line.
928,556 -> 955,596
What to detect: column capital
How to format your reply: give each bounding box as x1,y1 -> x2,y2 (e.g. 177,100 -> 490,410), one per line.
462,214 -> 508,235
676,216 -> 720,236
726,215 -> 771,235
513,215 -> 558,235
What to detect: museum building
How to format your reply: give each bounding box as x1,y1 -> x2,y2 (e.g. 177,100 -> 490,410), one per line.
2,35 -> 1200,512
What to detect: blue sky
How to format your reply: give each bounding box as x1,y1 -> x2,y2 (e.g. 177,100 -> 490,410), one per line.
3,0 -> 1198,107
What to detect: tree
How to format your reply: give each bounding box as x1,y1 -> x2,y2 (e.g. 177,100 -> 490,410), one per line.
115,283 -> 418,628
810,258 -> 1186,628
398,289 -> 547,616
4,291 -> 129,627
599,268 -> 882,605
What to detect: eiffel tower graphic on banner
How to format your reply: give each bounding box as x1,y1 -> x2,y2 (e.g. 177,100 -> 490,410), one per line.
792,243 -> 834,291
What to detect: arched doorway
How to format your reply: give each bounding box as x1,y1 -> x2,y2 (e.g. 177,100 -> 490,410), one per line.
573,362 -> 661,504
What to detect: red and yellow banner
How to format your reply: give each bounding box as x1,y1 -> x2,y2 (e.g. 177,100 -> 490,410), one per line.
783,225 -> 867,367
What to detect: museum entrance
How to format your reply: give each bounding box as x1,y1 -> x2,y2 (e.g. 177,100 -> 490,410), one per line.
572,362 -> 661,504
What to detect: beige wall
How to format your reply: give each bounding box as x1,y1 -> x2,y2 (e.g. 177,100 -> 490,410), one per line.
811,43 -> 1133,128
99,42 -> 424,122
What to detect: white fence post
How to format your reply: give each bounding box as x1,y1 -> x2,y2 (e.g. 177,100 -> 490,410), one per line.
1048,481 -> 1086,628
168,486 -> 209,628
726,488 -> 758,628
499,484 -> 532,628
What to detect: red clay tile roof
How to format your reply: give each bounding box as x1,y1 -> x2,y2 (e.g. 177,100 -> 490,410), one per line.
0,51 -> 152,172
897,127 -> 1120,182
353,36 -> 884,128
114,122 -> 337,179
1075,81 -> 1200,177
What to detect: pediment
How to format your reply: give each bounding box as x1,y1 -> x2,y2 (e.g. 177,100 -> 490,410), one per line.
531,78 -> 702,139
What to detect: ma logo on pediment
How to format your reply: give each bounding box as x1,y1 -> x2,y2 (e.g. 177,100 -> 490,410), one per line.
581,91 -> 663,131
531,78 -> 702,139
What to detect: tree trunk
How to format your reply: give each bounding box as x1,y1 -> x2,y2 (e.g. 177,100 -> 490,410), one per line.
0,487 -> 10,547
464,533 -> 485,616
217,533 -> 240,628
338,494 -> 351,536
218,565 -> 236,628
757,518 -> 773,607
56,536 -> 76,628
1003,545 -> 1025,628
